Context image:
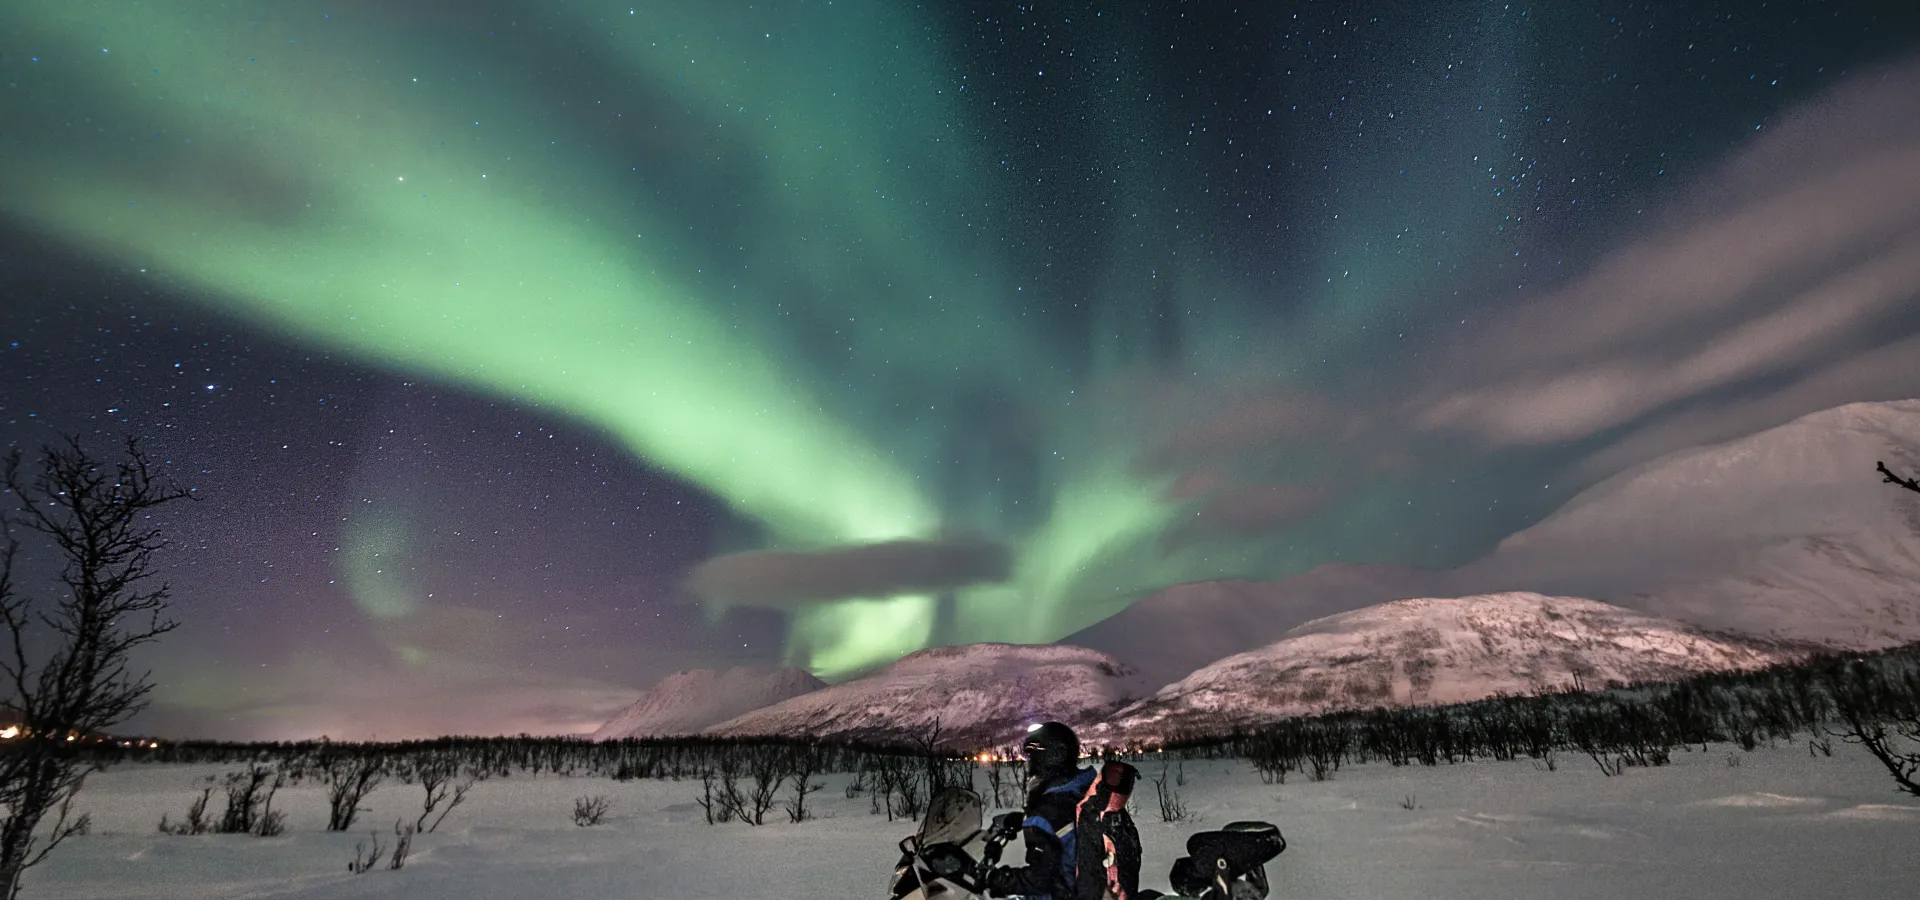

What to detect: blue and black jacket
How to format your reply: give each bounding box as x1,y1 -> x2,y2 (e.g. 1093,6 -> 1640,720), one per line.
992,767 -> 1096,899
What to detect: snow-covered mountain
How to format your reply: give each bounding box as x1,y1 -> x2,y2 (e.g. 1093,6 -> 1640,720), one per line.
1063,564 -> 1444,692
1094,592 -> 1804,743
1456,399 -> 1920,648
1076,400 -> 1920,694
704,643 -> 1146,750
591,666 -> 825,740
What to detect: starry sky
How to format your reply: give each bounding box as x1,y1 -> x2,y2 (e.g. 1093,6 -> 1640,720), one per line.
3,1 -> 1919,740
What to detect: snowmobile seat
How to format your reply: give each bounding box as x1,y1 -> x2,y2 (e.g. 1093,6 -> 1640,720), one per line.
1163,821 -> 1286,900
1185,821 -> 1285,874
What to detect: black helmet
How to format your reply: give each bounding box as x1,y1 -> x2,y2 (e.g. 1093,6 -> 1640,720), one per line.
1020,721 -> 1080,779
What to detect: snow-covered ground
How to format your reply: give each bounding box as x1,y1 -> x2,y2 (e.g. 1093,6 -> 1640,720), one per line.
33,740 -> 1919,899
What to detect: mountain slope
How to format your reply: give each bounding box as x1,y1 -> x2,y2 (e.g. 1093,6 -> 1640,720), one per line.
1062,564 -> 1444,693
1096,592 -> 1802,743
1458,399 -> 1920,646
1074,399 -> 1920,693
704,643 -> 1145,750
592,666 -> 825,740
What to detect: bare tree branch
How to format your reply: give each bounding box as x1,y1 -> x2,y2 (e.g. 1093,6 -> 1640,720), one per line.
0,437 -> 188,899
1878,461 -> 1920,494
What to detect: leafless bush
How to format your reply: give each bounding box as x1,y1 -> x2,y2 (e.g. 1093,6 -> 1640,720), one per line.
321,752 -> 385,832
785,753 -> 824,824
984,760 -> 1010,807
1832,718 -> 1920,796
347,831 -> 384,874
893,766 -> 925,821
216,765 -> 285,837
573,794 -> 611,827
409,753 -> 475,833
1150,762 -> 1190,824
158,788 -> 214,835
1400,794 -> 1418,811
389,820 -> 415,870
696,769 -> 722,825
744,752 -> 785,826
714,761 -> 749,823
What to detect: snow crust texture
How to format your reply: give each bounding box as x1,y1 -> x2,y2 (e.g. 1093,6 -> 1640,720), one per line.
590,666 -> 825,740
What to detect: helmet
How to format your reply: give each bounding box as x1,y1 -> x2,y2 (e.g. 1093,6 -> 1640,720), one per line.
1020,721 -> 1080,779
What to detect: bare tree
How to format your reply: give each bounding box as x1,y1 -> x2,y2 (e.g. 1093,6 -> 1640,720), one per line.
409,752 -> 475,833
321,751 -> 385,832
783,749 -> 824,823
0,438 -> 188,898
1831,463 -> 1920,798
744,751 -> 785,826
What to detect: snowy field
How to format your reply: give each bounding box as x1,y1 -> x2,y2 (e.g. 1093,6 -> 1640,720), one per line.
31,740 -> 1920,900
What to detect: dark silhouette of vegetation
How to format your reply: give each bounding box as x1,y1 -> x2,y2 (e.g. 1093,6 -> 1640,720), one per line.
216,765 -> 286,836
157,787 -> 214,835
0,438 -> 188,898
1821,460 -> 1920,797
571,794 -> 610,826
1878,460 -> 1920,494
321,748 -> 385,832
400,750 -> 475,833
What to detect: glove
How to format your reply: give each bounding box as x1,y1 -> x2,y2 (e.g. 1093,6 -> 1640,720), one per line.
990,811 -> 1025,839
983,865 -> 1020,898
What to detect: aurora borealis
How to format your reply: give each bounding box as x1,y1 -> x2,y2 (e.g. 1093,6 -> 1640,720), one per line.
4,2 -> 1920,739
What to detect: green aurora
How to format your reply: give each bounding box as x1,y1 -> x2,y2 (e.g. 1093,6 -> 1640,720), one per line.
0,1 -> 1522,677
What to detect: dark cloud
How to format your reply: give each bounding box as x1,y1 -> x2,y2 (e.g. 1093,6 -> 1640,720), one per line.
686,538 -> 1013,608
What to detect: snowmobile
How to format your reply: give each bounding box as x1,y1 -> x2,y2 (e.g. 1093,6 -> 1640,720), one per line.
889,787 -> 1285,900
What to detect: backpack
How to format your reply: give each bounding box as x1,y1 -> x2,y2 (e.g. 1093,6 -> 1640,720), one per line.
1072,760 -> 1143,900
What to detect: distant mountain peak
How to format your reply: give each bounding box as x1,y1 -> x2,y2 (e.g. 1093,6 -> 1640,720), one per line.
705,642 -> 1144,750
1094,592 -> 1802,743
591,665 -> 824,740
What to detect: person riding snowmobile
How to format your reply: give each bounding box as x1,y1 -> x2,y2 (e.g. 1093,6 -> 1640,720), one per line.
981,721 -> 1097,900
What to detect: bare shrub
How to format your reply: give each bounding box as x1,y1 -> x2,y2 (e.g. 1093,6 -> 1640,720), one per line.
321,752 -> 385,832
389,820 -> 415,870
744,752 -> 785,826
410,753 -> 475,833
217,765 -> 285,837
158,788 -> 214,836
573,794 -> 611,827
714,761 -> 748,823
347,832 -> 384,874
695,769 -> 721,825
1150,761 -> 1190,824
784,752 -> 824,824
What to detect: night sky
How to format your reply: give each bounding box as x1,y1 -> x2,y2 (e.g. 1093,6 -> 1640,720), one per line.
3,1 -> 1919,740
